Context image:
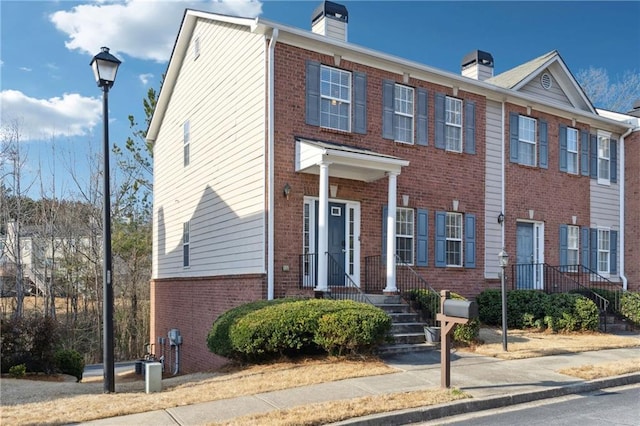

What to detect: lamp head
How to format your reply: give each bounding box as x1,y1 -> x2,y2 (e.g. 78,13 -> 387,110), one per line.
91,47 -> 121,89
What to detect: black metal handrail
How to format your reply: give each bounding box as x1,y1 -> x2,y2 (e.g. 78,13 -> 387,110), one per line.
364,254 -> 440,326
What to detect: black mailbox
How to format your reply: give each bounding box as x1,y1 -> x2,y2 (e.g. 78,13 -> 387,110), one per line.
443,299 -> 478,319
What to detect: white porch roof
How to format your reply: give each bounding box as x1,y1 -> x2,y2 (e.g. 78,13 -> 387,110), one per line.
295,137 -> 409,182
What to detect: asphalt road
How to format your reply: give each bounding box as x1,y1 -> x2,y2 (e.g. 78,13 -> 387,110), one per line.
83,361 -> 136,378
425,384 -> 640,425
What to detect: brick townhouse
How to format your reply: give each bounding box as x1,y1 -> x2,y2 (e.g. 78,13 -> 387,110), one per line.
147,2 -> 639,372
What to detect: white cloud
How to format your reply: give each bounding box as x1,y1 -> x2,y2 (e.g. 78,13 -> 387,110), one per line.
139,73 -> 154,85
50,0 -> 263,63
0,90 -> 102,142
19,67 -> 32,72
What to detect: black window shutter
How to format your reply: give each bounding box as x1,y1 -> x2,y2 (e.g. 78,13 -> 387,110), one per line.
305,60 -> 320,126
353,72 -> 367,134
416,88 -> 428,146
464,101 -> 476,154
382,80 -> 395,139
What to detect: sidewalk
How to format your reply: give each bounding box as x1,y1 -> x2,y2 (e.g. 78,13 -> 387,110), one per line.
82,346 -> 640,425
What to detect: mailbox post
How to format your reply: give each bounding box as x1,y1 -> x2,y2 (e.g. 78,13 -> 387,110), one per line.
436,290 -> 478,388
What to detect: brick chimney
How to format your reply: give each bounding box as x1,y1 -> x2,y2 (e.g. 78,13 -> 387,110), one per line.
461,50 -> 494,81
311,1 -> 348,42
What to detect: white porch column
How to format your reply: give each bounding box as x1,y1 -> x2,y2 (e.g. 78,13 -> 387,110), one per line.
384,172 -> 398,293
316,162 -> 330,292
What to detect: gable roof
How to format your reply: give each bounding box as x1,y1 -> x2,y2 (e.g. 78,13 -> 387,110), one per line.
486,50 -> 596,114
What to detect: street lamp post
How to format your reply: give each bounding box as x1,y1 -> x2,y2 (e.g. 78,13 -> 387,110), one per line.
498,249 -> 509,352
90,46 -> 121,393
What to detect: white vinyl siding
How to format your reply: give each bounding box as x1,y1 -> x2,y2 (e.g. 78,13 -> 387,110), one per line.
152,19 -> 266,278
394,84 -> 414,144
484,100 -> 502,278
445,96 -> 462,152
567,127 -> 578,174
519,70 -> 572,107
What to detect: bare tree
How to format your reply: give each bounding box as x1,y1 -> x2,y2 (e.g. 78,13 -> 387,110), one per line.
576,67 -> 640,113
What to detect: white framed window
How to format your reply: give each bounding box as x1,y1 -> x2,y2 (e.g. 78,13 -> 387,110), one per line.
598,134 -> 610,184
183,120 -> 190,167
193,36 -> 200,60
518,116 -> 537,166
183,221 -> 190,268
445,96 -> 462,152
396,207 -> 414,265
320,65 -> 351,132
597,229 -> 610,274
568,225 -> 579,271
445,212 -> 463,266
567,128 -> 578,174
394,84 -> 414,144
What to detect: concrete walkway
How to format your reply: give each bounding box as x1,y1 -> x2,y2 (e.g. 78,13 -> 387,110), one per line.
81,344 -> 640,425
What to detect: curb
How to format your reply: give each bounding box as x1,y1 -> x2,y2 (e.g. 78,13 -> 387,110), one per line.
332,373 -> 640,425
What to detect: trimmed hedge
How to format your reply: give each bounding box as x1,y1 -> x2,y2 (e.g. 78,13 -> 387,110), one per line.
476,289 -> 599,332
208,299 -> 391,362
55,349 -> 85,382
407,289 -> 480,345
620,292 -> 640,326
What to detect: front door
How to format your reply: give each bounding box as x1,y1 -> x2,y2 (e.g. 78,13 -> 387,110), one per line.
315,201 -> 346,286
516,222 -> 544,289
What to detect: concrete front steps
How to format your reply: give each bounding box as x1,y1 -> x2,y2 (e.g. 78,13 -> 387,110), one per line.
600,312 -> 634,333
365,294 -> 438,355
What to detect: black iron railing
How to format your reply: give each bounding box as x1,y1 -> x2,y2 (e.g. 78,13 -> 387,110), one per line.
365,254 -> 440,326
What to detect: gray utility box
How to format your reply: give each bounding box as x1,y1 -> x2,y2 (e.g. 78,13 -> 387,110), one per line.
443,300 -> 478,319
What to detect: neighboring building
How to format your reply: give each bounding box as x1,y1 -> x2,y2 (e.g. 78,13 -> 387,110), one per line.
148,3 -> 638,372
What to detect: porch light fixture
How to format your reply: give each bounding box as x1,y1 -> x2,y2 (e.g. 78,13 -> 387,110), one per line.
497,212 -> 504,224
498,248 -> 509,352
90,46 -> 121,394
283,183 -> 291,199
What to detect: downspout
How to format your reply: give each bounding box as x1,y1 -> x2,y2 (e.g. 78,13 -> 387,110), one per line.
267,28 -> 279,300
501,101 -> 506,251
618,126 -> 633,291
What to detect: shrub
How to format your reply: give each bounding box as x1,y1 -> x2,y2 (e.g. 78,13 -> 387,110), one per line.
476,289 -> 502,325
546,293 -> 598,332
9,363 -> 26,378
620,292 -> 640,326
506,290 -> 548,329
315,306 -> 391,355
0,315 -> 60,374
206,298 -> 294,358
55,349 -> 85,382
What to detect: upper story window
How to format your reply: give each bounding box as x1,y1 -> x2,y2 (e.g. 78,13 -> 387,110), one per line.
598,134 -> 610,184
394,85 -> 414,144
510,113 -> 548,168
566,128 -> 578,174
320,65 -> 351,132
396,207 -> 414,264
445,97 -> 463,152
518,116 -> 537,166
183,221 -> 190,268
183,120 -> 190,167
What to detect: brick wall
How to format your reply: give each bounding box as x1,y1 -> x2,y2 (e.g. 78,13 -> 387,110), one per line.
625,130 -> 640,291
271,43 -> 487,300
150,275 -> 265,373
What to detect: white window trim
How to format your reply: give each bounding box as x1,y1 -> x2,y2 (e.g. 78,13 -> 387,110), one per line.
183,221 -> 190,268
597,130 -> 611,185
567,225 -> 579,271
394,84 -> 414,144
597,227 -> 610,276
445,96 -> 463,152
567,127 -> 579,175
396,207 -> 415,265
519,115 -> 537,166
319,65 -> 352,132
445,212 -> 463,267
183,120 -> 190,167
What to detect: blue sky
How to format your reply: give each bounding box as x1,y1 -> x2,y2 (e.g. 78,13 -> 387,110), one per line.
1,0 -> 639,200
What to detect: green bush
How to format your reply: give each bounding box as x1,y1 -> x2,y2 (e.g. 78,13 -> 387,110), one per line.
408,290 -> 479,344
0,315 -> 60,374
475,289 -> 502,325
9,363 -> 26,378
315,306 -> 391,355
546,293 -> 598,332
620,292 -> 640,326
506,290 -> 549,329
206,298 -> 294,358
55,349 -> 85,382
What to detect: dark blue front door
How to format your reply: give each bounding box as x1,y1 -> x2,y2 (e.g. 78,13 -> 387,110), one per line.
315,201 -> 346,286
